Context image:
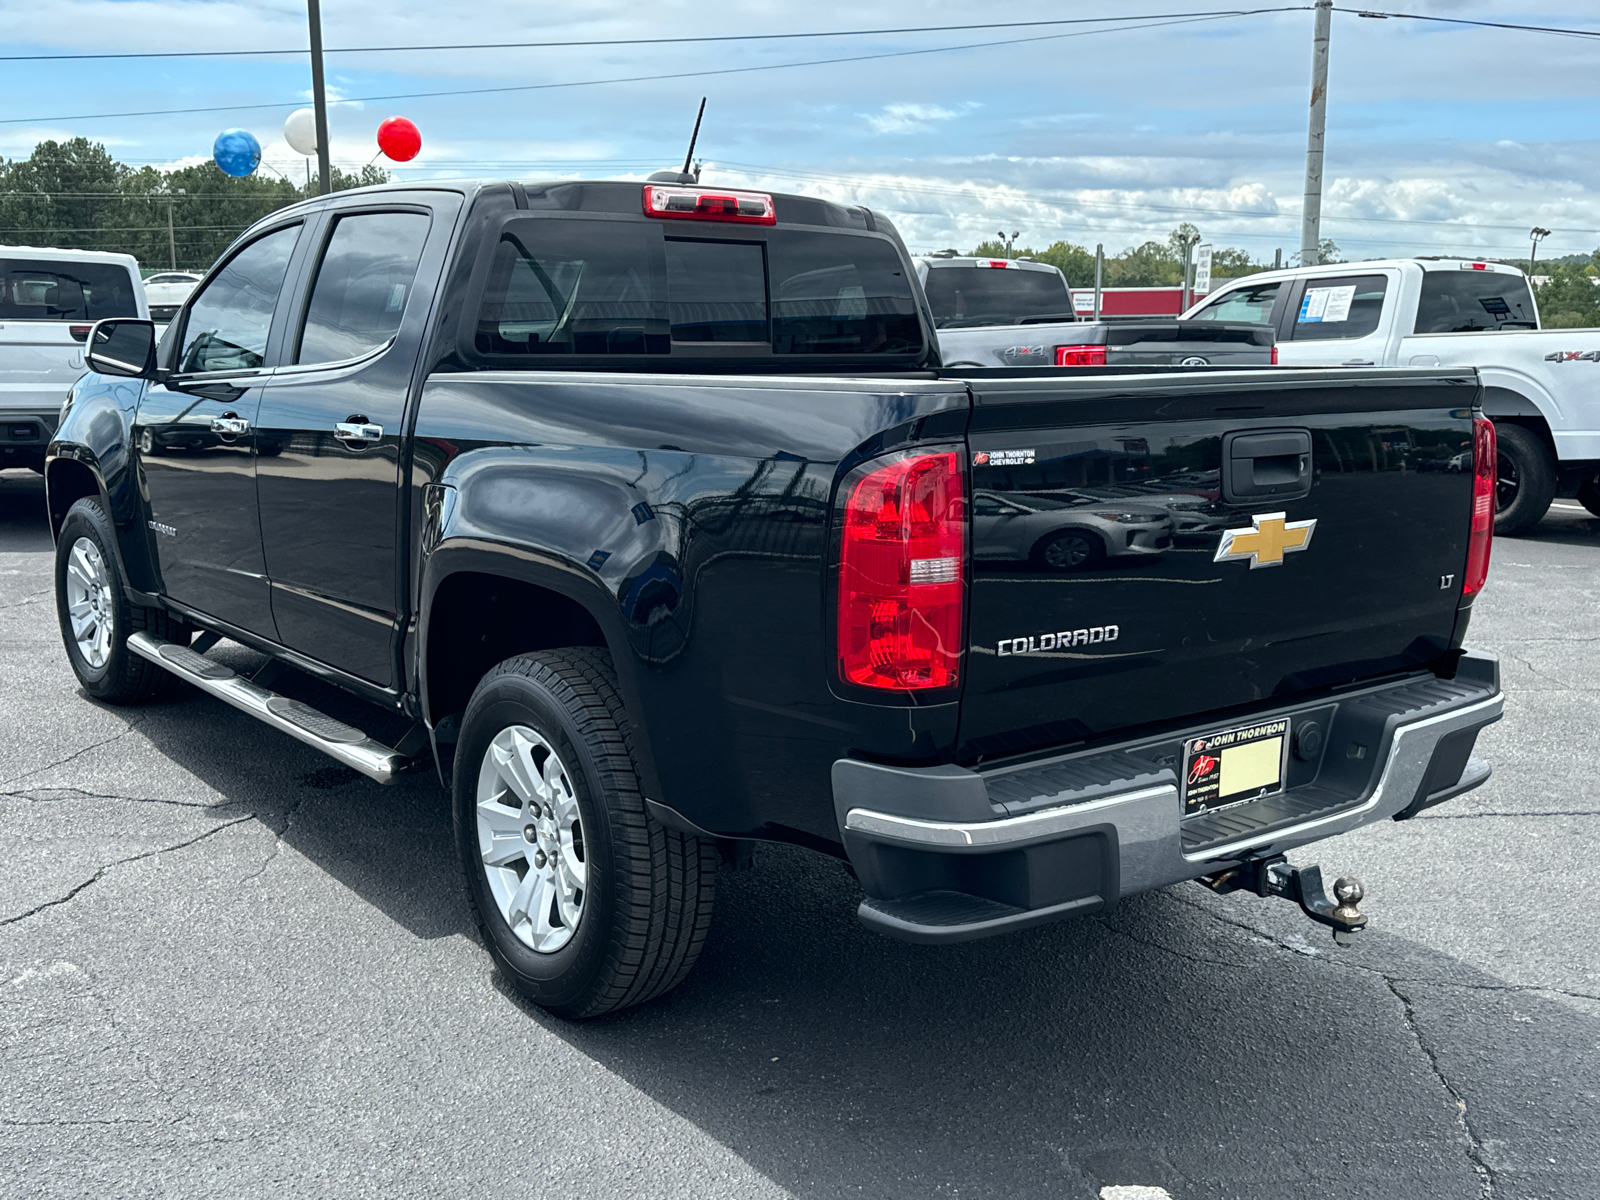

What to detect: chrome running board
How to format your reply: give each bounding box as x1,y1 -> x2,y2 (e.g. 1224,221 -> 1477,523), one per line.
127,631 -> 420,784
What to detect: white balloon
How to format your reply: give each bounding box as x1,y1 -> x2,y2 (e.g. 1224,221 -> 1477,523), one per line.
284,108 -> 318,156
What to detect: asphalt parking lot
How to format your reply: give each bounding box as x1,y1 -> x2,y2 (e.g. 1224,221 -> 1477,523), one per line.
1,467 -> 1595,1200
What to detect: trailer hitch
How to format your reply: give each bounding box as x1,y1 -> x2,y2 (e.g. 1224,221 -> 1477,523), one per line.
1200,856 -> 1368,947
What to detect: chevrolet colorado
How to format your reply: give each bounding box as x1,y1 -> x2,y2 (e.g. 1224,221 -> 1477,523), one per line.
47,178 -> 1502,1016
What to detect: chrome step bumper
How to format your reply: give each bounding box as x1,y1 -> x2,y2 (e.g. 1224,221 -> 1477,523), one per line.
835,652 -> 1504,943
127,632 -> 417,784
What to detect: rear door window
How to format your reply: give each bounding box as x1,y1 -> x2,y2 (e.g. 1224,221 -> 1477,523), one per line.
296,210 -> 432,364
177,224 -> 301,373
1414,270 -> 1536,333
1191,280 -> 1281,323
0,259 -> 138,321
1288,274 -> 1388,341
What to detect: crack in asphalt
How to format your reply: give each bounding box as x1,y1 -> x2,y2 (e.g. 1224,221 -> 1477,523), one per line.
239,793 -> 308,885
0,587 -> 50,612
0,815 -> 254,929
0,785 -> 233,811
1418,809 -> 1596,820
0,719 -> 147,789
1383,976 -> 1497,1199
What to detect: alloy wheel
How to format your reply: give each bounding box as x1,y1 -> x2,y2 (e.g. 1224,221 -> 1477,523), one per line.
64,537 -> 113,669
475,725 -> 588,953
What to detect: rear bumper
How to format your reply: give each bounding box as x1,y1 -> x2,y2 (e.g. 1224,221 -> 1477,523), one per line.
833,651 -> 1502,943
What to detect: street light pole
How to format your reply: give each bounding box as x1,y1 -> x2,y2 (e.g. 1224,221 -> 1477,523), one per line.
306,0 -> 332,195
1300,0 -> 1333,267
166,197 -> 176,270
1529,226 -> 1551,276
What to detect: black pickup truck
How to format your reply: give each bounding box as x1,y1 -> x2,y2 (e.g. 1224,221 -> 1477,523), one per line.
47,177 -> 1502,1017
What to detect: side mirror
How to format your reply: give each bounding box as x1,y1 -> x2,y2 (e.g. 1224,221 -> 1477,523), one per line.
85,318 -> 157,379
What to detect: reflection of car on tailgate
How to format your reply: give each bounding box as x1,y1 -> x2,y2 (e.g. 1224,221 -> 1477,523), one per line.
973,489 -> 1173,570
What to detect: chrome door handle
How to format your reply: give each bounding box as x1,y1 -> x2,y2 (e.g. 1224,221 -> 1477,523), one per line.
210,415 -> 250,436
334,421 -> 383,442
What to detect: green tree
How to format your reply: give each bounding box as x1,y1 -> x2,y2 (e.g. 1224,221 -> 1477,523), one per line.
1534,261 -> 1600,328
1292,238 -> 1342,267
1030,240 -> 1097,286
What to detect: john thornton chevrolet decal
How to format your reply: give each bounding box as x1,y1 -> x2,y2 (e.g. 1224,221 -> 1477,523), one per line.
1214,512 -> 1317,569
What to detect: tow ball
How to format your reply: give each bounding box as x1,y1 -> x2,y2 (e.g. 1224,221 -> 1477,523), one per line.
1200,856 -> 1368,948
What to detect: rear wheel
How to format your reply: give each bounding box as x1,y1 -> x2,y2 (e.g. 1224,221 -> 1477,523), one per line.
453,648 -> 717,1018
54,498 -> 185,704
1032,529 -> 1105,572
1493,423 -> 1556,537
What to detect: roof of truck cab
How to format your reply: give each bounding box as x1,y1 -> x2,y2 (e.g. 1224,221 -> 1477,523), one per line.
1206,258 -> 1527,291
0,244 -> 143,271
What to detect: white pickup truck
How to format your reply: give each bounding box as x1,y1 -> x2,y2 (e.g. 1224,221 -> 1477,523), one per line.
1184,257 -> 1598,535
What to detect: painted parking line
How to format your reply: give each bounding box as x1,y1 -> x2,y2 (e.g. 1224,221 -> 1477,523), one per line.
1100,1188 -> 1174,1200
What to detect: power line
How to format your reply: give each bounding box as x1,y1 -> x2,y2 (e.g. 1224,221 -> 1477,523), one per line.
0,9 -> 1309,61
0,12 -> 1266,126
1336,8 -> 1600,40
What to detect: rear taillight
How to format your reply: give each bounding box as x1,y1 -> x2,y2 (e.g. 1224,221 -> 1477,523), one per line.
1464,416 -> 1495,598
642,184 -> 776,224
837,451 -> 965,691
1271,345 -> 1279,365
1055,345 -> 1107,366
69,324 -> 93,342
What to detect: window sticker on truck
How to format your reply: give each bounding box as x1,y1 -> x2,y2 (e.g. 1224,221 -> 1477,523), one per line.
973,448 -> 1036,466
1298,285 -> 1355,324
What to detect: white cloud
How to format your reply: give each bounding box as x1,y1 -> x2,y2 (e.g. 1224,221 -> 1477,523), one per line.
862,103 -> 977,136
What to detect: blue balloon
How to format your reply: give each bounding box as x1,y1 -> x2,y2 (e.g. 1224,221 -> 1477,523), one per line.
212,129 -> 261,178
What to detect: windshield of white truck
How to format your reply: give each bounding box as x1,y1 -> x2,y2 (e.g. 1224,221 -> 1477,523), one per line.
1414,270 -> 1537,333
0,259 -> 138,321
922,266 -> 1072,328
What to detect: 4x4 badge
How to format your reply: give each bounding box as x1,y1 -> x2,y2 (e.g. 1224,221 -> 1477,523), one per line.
1214,512 -> 1316,569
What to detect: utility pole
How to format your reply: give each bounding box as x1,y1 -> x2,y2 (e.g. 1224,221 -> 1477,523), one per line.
1529,226 -> 1550,276
1300,0 -> 1333,267
1093,243 -> 1104,319
306,0 -> 332,195
166,196 -> 176,270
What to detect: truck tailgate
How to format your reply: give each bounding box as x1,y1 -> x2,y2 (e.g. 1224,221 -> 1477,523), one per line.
958,367 -> 1480,760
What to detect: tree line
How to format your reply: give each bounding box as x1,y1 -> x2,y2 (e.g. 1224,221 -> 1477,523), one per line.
958,224 -> 1342,288
0,138 -> 388,273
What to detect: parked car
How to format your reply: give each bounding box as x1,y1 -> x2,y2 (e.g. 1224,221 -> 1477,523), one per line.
142,271 -> 203,324
47,178 -> 1502,1018
1185,257 -> 1596,534
0,246 -> 146,471
971,489 -> 1174,571
916,254 -> 1274,368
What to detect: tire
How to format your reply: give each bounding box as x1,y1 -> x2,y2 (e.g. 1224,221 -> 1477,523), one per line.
54,497 -> 186,704
1493,423 -> 1556,537
1031,529 -> 1106,572
453,648 -> 717,1018
1575,478 -> 1600,519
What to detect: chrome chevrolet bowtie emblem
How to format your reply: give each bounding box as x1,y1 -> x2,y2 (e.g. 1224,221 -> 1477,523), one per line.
1214,512 -> 1317,569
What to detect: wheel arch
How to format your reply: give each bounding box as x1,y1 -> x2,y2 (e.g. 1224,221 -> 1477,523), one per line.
419,542 -> 660,797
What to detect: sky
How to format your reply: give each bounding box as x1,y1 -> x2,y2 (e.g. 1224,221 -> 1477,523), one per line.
3,0 -> 1599,263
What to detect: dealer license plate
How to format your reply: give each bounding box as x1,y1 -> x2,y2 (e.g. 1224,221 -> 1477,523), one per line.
1182,718 -> 1290,817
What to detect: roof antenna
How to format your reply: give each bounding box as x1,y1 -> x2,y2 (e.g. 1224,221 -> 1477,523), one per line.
647,97 -> 706,184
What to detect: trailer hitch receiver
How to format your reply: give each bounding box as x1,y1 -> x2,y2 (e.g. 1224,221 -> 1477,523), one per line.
1200,856 -> 1368,947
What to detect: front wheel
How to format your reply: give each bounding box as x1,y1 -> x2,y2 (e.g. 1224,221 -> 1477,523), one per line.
54,497 -> 186,704
453,649 -> 717,1018
1493,423 -> 1556,537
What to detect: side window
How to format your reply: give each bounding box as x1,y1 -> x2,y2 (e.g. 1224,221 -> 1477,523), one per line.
296,211 -> 432,365
1191,281 -> 1281,323
179,225 -> 301,373
1414,271 -> 1537,334
1289,274 -> 1388,341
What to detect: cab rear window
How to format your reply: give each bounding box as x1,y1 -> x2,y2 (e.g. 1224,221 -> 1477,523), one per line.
1414,270 -> 1536,333
473,218 -> 922,360
0,259 -> 138,321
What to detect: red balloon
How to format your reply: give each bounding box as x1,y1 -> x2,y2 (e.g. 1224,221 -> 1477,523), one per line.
377,116 -> 421,162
